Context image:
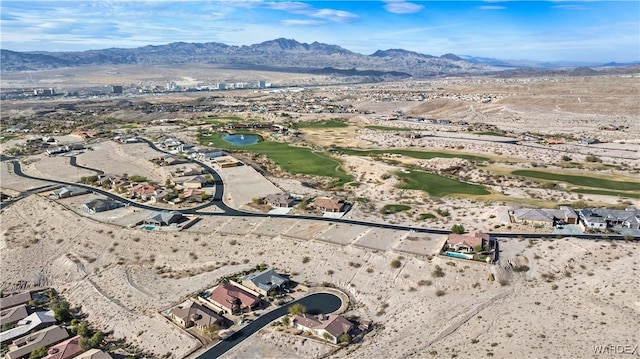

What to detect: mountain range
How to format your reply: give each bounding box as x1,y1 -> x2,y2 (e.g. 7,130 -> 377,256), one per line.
1,38 -> 638,77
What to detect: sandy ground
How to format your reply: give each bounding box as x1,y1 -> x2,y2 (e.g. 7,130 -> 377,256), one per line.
1,160 -> 51,194
216,165 -> 282,208
2,195 -> 637,359
76,141 -> 171,183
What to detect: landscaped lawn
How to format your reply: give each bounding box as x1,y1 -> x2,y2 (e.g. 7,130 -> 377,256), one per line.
291,119 -> 348,129
200,134 -> 353,187
571,188 -> 640,199
396,170 -> 490,197
0,135 -> 18,143
512,170 -> 640,191
334,148 -> 488,162
380,204 -> 411,214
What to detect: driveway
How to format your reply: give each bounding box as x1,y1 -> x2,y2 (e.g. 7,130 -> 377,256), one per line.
197,292 -> 342,358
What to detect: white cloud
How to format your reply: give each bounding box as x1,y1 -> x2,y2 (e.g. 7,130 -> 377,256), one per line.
312,9 -> 359,22
552,5 -> 586,10
281,19 -> 326,26
383,0 -> 424,14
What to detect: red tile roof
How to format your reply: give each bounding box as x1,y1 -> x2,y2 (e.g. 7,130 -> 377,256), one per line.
208,284 -> 259,312
44,335 -> 84,359
447,231 -> 489,248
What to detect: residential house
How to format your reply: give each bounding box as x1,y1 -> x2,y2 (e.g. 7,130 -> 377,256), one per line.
263,193 -> 295,208
164,155 -> 187,166
162,138 -> 182,150
310,197 -> 345,213
544,137 -> 564,145
0,305 -> 29,327
52,186 -> 90,199
129,183 -> 158,200
241,269 -> 288,296
181,168 -> 203,177
82,199 -> 125,214
0,292 -> 31,309
73,349 -> 112,359
447,232 -> 491,253
512,208 -> 559,228
151,189 -> 173,203
168,300 -> 223,330
43,335 -> 84,359
207,284 -> 260,314
560,206 -> 578,224
179,189 -> 204,202
97,175 -> 129,191
182,176 -> 208,189
177,144 -> 196,153
143,211 -> 186,227
193,151 -> 224,161
5,325 -> 68,359
578,138 -> 597,145
292,314 -> 354,344
512,207 -> 578,227
578,208 -> 640,230
1,310 -> 57,344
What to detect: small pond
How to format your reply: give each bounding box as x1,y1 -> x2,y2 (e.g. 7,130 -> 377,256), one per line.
223,134 -> 259,146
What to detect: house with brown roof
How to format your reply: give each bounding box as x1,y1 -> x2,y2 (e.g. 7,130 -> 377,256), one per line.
263,193 -> 295,208
179,189 -> 204,202
310,196 -> 345,213
5,325 -> 69,359
0,292 -> 31,310
168,300 -> 224,330
43,335 -> 84,359
73,349 -> 112,359
0,305 -> 28,327
129,183 -> 159,200
182,176 -> 208,189
207,284 -> 260,314
292,314 -> 354,344
447,232 -> 491,253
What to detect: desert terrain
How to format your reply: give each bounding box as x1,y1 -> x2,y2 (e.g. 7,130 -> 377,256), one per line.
1,71 -> 639,358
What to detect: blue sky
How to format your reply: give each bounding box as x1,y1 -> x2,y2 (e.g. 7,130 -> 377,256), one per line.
1,1 -> 638,62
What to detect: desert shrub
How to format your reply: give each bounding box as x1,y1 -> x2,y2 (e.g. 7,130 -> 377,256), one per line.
390,259 -> 402,269
432,265 -> 445,278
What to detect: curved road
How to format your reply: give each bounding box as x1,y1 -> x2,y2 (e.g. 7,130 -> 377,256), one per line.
68,155 -> 105,175
4,140 -> 638,240
197,292 -> 342,358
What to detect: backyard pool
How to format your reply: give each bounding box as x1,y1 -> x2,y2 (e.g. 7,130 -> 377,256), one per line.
143,225 -> 156,231
223,134 -> 259,146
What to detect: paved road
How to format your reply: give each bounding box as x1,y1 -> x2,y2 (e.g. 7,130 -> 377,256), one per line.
68,155 -> 104,175
197,292 -> 342,359
4,142 -> 638,240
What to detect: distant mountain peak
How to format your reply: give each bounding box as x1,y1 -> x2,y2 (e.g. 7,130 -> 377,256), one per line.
440,53 -> 462,61
371,48 -> 434,58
